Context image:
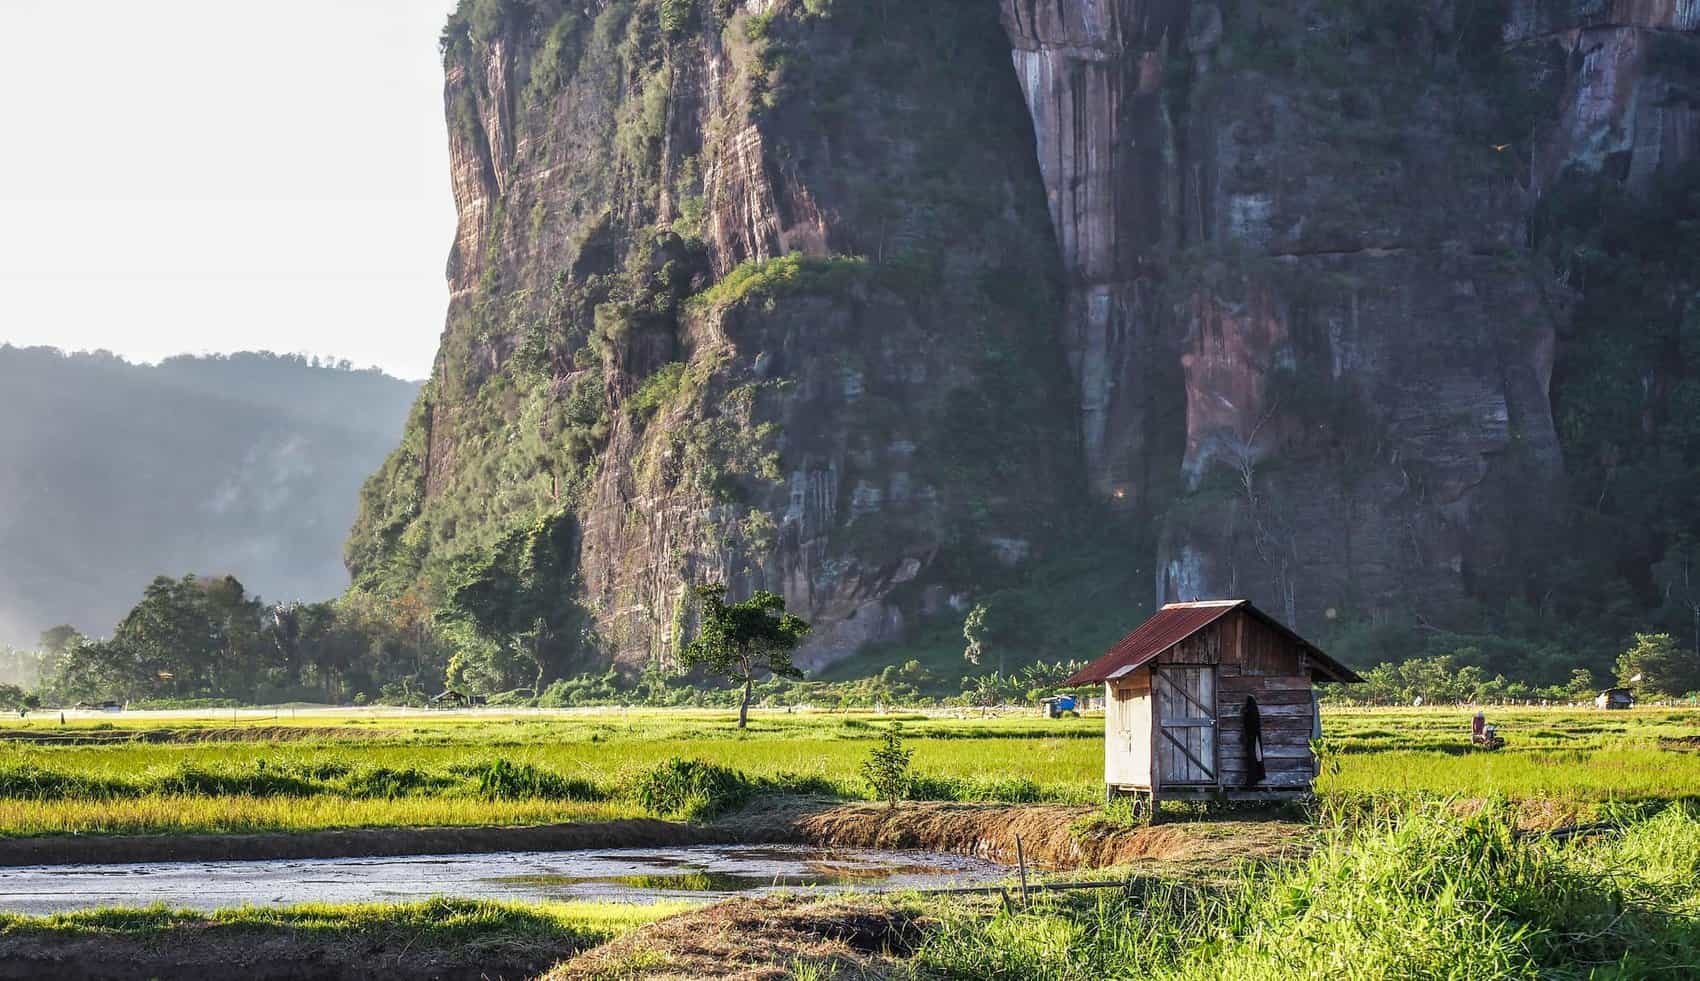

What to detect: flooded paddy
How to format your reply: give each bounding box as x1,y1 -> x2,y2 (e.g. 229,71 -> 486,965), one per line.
0,844 -> 1008,914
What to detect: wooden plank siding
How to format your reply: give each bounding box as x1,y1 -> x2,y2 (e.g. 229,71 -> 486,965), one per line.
1155,626 -> 1222,665
1215,623 -> 1317,792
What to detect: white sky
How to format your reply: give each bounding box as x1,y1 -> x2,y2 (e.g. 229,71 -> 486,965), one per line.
0,0 -> 464,380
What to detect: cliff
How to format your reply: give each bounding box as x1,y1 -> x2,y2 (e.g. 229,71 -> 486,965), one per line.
350,0 -> 1700,680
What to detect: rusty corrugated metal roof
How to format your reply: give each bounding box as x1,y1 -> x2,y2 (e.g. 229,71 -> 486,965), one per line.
1064,601 -> 1243,686
1063,600 -> 1363,686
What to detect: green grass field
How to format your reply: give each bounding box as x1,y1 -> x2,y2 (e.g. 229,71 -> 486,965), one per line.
0,706 -> 1695,836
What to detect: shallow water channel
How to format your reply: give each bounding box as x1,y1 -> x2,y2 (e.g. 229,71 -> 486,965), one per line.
0,845 -> 1009,915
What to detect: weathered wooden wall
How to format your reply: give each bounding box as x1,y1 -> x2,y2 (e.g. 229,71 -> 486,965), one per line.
1216,612 -> 1316,790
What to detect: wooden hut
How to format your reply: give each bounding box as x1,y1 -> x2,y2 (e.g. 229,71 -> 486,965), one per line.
1064,600 -> 1362,808
1595,687 -> 1634,710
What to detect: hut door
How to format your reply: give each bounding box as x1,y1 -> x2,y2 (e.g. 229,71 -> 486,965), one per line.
1154,665 -> 1217,786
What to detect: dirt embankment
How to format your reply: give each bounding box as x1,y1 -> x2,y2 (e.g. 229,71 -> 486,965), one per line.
546,897 -> 925,981
0,799 -> 1310,869
738,799 -> 1311,869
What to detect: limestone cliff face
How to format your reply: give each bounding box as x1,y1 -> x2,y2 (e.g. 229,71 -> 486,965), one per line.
352,0 -> 1700,676
1510,0 -> 1700,193
349,0 -> 1077,672
999,0 -> 1695,631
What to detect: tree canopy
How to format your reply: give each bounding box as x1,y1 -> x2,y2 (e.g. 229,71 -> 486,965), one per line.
681,583 -> 810,727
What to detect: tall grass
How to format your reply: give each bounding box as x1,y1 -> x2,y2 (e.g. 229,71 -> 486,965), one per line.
915,802 -> 1700,978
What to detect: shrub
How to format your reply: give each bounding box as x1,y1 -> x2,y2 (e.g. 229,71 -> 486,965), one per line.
450,759 -> 605,801
342,766 -> 455,799
635,757 -> 750,821
659,0 -> 695,37
861,723 -> 914,808
156,763 -> 318,798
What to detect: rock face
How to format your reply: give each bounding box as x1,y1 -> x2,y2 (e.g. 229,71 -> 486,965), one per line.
999,0 -> 1694,630
1509,0 -> 1700,193
348,0 -> 1077,673
351,0 -> 1700,676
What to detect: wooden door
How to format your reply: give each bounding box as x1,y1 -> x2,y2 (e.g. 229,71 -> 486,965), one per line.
1104,679 -> 1151,788
1154,665 -> 1217,786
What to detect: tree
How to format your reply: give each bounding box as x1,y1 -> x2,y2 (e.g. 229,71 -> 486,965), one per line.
1616,632 -> 1697,698
1562,668 -> 1597,701
38,625 -> 82,654
681,583 -> 810,728
438,512 -> 586,692
963,604 -> 988,666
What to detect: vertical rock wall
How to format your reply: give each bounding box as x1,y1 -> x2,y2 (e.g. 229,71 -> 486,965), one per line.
1001,0 -> 1582,630
1001,1 -> 1190,503
350,0 -> 1078,673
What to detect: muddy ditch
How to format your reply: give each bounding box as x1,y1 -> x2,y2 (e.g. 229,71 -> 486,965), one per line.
0,845 -> 1007,915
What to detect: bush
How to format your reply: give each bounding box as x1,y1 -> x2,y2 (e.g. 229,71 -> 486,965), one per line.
342,766 -> 455,799
450,759 -> 605,801
0,764 -> 118,800
156,763 -> 318,798
635,757 -> 751,821
861,723 -> 914,808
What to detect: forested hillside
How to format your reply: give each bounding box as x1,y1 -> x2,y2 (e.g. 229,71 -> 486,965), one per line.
0,347 -> 418,647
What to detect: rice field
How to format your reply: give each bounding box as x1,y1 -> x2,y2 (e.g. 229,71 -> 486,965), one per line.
0,706 -> 1695,836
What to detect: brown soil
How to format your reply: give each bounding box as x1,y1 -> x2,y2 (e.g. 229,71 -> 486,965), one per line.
736,799 -> 1312,870
544,897 -> 925,981
0,932 -> 583,981
0,726 -> 381,745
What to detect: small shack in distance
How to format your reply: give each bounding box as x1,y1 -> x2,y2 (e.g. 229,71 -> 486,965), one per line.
1596,687 -> 1634,710
1064,600 -> 1362,810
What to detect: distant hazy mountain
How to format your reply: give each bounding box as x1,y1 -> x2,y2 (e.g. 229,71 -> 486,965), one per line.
0,346 -> 420,646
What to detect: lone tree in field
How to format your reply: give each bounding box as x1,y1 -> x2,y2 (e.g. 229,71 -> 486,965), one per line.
682,583 -> 810,728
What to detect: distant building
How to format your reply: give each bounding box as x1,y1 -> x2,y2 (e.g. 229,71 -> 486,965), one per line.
1064,600 -> 1363,809
1596,687 -> 1635,710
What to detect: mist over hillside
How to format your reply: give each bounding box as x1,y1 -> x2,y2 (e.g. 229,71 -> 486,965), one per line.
0,346 -> 419,646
